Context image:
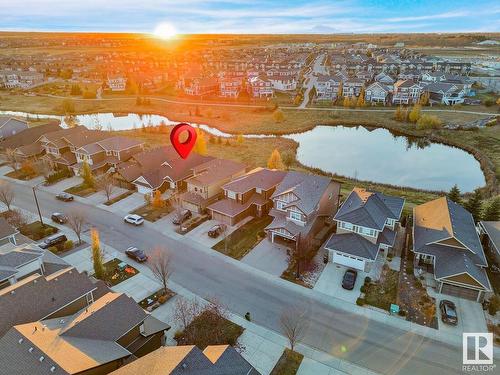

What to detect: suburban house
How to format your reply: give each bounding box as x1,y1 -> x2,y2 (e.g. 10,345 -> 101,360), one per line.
0,217 -> 19,246
180,158 -> 246,214
0,116 -> 28,140
412,197 -> 492,302
314,74 -> 342,100
0,245 -> 45,288
115,146 -> 213,195
421,82 -> 466,105
0,70 -> 44,89
207,168 -> 286,226
71,136 -> 145,175
478,221 -> 500,265
107,75 -> 127,91
392,79 -> 423,104
183,77 -> 219,97
0,292 -> 170,375
421,71 -> 447,83
342,78 -> 364,98
0,266 -> 105,337
324,188 -> 404,272
364,81 -> 391,104
267,72 -> 297,91
374,72 -> 395,85
219,77 -> 242,98
265,171 -> 341,246
110,345 -> 259,375
247,75 -> 274,98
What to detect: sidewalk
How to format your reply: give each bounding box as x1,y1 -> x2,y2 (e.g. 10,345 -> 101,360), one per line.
61,241 -> 380,375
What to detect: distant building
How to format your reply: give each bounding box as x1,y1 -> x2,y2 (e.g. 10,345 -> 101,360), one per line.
107,75 -> 127,91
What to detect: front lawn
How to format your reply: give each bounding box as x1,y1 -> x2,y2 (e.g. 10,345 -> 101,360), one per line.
270,349 -> 304,375
104,190 -> 134,206
175,309 -> 244,349
64,183 -> 98,197
212,216 -> 272,259
99,258 -> 139,286
5,169 -> 38,181
131,203 -> 173,222
362,266 -> 399,311
19,221 -> 58,241
138,289 -> 176,312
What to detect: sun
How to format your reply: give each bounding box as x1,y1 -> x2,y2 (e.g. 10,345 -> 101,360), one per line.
153,23 -> 177,39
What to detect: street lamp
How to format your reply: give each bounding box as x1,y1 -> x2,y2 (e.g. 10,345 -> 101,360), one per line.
32,182 -> 44,227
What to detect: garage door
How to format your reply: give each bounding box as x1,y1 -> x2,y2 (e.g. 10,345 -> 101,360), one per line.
441,283 -> 479,301
211,211 -> 232,226
331,251 -> 365,271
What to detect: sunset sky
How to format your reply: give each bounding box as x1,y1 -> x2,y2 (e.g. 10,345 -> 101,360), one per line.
1,0 -> 499,34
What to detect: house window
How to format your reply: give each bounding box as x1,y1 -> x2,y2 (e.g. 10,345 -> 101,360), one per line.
227,191 -> 236,199
276,201 -> 287,211
289,211 -> 302,221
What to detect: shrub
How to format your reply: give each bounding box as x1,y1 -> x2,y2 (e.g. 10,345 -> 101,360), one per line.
158,295 -> 168,304
44,227 -> 55,237
488,295 -> 500,316
398,309 -> 406,316
360,285 -> 366,293
364,276 -> 372,284
356,297 -> 365,306
48,246 -> 58,253
415,279 -> 422,289
173,330 -> 183,341
416,114 -> 443,130
64,240 -> 74,250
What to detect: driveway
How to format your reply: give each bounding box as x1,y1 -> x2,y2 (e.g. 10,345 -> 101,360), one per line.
40,176 -> 82,194
87,186 -> 129,205
314,263 -> 363,303
105,191 -> 145,215
238,330 -> 283,375
185,217 -> 254,248
430,290 -> 488,336
241,239 -> 288,276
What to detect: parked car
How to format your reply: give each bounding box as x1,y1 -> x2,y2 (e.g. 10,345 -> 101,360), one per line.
125,247 -> 148,262
38,233 -> 68,249
56,193 -> 74,202
439,300 -> 458,325
341,269 -> 358,290
172,209 -> 192,225
124,214 -> 144,226
208,224 -> 226,238
51,212 -> 68,224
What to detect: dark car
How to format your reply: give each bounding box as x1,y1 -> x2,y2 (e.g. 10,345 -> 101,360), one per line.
439,300 -> 458,325
342,269 -> 358,290
208,224 -> 226,238
125,246 -> 148,262
172,209 -> 192,225
56,193 -> 74,202
38,233 -> 68,249
51,212 -> 68,224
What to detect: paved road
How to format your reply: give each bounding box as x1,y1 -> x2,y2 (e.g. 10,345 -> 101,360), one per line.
299,53 -> 325,109
7,181 -> 483,375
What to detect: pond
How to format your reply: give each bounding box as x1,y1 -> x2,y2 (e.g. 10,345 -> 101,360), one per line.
0,111 -> 485,192
284,125 -> 485,192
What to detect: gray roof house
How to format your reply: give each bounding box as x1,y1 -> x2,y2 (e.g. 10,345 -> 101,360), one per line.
265,171 -> 341,245
110,345 -> 260,375
324,188 -> 404,272
478,221 -> 500,264
412,197 -> 491,302
0,292 -> 170,375
0,116 -> 28,140
0,217 -> 19,245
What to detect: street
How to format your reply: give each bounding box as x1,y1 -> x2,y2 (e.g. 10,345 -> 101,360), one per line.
10,181 -> 485,375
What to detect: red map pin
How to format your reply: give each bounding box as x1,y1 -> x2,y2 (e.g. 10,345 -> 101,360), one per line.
170,123 -> 197,159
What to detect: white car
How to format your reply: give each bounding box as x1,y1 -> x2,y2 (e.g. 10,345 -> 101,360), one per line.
123,214 -> 144,226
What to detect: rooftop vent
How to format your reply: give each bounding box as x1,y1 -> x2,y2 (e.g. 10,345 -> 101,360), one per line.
39,356 -> 44,362
50,366 -> 56,373
28,347 -> 34,353
18,338 -> 23,344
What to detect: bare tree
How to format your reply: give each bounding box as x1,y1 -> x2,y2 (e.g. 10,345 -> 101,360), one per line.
37,159 -> 53,180
280,305 -> 308,352
67,208 -> 87,245
148,247 -> 172,294
173,297 -> 202,332
5,149 -> 18,171
0,180 -> 15,211
97,174 -> 116,202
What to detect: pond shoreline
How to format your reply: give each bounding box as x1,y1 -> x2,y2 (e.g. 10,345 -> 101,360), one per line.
2,108 -> 496,197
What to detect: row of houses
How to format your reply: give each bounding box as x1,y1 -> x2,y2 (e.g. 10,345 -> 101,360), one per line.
0,69 -> 45,89
315,70 -> 472,105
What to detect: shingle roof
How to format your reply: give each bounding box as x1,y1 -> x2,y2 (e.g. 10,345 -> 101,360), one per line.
0,217 -> 18,239
208,193 -> 267,217
480,221 -> 500,254
187,158 -> 245,186
222,168 -> 286,194
271,171 -> 332,215
110,345 -> 259,375
0,122 -> 60,150
324,232 -> 379,260
96,136 -> 144,152
334,188 -> 404,230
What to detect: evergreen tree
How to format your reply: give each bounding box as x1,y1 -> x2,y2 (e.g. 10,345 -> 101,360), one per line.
447,184 -> 462,204
337,82 -> 343,100
464,189 -> 483,223
267,149 -> 284,170
81,161 -> 95,188
420,92 -> 430,106
483,198 -> 500,221
91,229 -> 104,280
343,96 -> 350,107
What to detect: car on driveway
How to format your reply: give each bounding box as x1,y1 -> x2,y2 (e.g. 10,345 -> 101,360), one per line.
172,209 -> 192,225
439,300 -> 458,325
125,247 -> 148,262
208,224 -> 226,238
56,192 -> 74,202
38,233 -> 68,249
51,212 -> 68,224
342,269 -> 358,290
124,214 -> 144,226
